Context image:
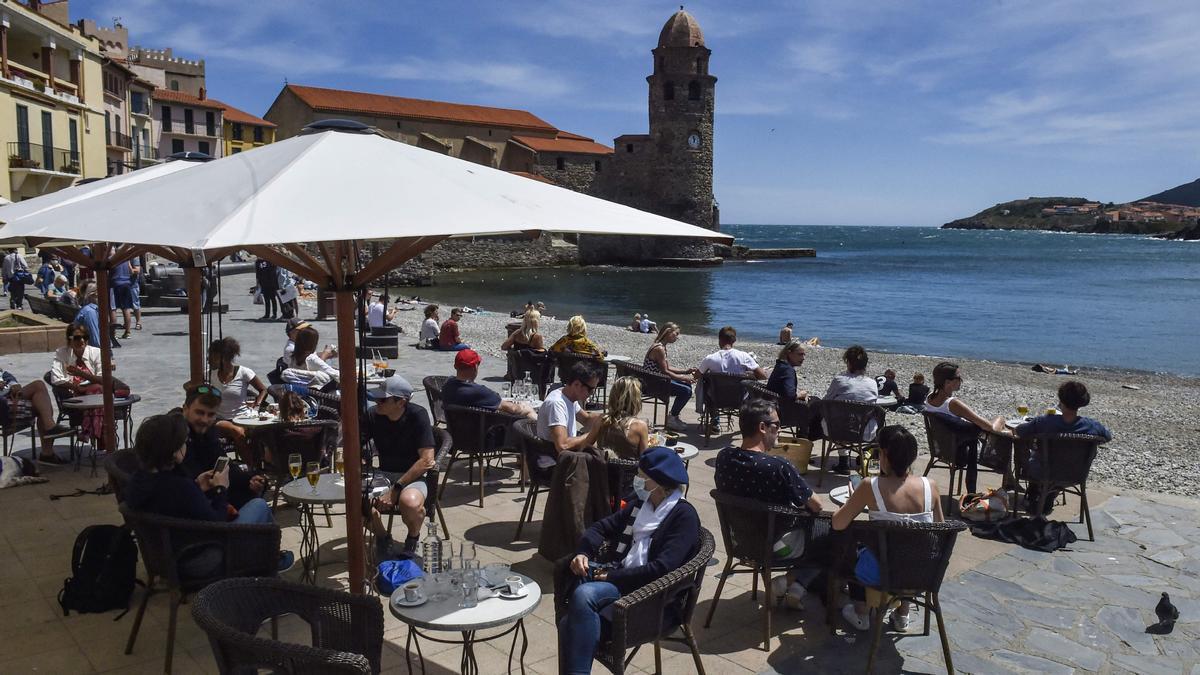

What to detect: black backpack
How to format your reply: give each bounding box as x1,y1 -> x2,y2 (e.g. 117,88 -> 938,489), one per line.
58,525 -> 140,616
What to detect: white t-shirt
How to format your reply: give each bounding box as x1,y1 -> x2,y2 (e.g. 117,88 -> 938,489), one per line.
210,365 -> 257,419
639,318 -> 651,333
699,347 -> 759,375
420,318 -> 439,342
537,387 -> 578,442
367,301 -> 385,328
291,353 -> 339,379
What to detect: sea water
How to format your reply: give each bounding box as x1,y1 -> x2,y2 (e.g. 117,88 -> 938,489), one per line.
425,225 -> 1200,376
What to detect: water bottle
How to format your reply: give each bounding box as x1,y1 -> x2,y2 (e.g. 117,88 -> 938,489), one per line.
523,374 -> 534,401
421,518 -> 443,574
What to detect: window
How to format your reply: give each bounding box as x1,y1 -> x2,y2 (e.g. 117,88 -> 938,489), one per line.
688,81 -> 701,101
232,147 -> 242,154
664,82 -> 675,100
205,111 -> 215,136
232,123 -> 243,141
115,114 -> 121,138
184,109 -> 194,134
198,141 -> 210,156
171,139 -> 185,154
41,111 -> 53,170
170,80 -> 180,91
15,105 -> 30,159
69,119 -> 78,162
556,157 -> 565,171
161,105 -> 172,132
594,160 -> 601,172
696,57 -> 703,74
253,126 -> 263,143
105,111 -> 111,136
130,91 -> 146,115
625,143 -> 634,153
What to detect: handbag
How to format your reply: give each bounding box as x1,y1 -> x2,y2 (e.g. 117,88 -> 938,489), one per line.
959,489 -> 1010,522
12,270 -> 34,284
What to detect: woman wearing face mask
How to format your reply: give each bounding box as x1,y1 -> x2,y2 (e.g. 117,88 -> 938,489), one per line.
556,446 -> 701,675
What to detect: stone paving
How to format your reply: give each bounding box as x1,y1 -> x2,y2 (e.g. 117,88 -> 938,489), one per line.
0,273 -> 1197,674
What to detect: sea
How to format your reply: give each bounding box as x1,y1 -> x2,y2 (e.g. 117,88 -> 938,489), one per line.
421,225 -> 1200,376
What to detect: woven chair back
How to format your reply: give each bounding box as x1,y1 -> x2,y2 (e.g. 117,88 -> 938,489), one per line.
421,375 -> 450,426
104,449 -> 139,503
613,361 -> 672,402
853,519 -> 967,594
922,412 -> 981,466
512,418 -> 557,485
819,399 -> 885,444
711,490 -> 827,565
1029,433 -> 1105,485
701,372 -> 748,412
443,404 -> 518,456
621,527 -> 716,648
507,350 -> 556,393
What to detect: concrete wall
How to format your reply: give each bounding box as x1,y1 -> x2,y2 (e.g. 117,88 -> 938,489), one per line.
391,233 -> 580,283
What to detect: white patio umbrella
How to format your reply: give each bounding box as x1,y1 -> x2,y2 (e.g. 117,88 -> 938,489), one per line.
0,122 -> 731,592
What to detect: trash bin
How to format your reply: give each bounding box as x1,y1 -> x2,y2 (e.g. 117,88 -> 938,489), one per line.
316,291 -> 336,321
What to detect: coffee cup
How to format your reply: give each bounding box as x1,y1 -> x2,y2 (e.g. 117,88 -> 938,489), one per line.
504,575 -> 525,595
403,582 -> 421,603
664,432 -> 679,447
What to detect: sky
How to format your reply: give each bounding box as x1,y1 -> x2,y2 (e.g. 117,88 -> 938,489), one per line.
77,0 -> 1200,227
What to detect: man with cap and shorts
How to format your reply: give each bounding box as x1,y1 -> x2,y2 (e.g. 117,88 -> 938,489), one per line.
367,374 -> 435,555
442,349 -> 535,419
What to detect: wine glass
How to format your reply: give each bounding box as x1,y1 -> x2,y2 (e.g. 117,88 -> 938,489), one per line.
1016,404 -> 1029,421
288,454 -> 302,482
305,461 -> 320,494
333,449 -> 345,475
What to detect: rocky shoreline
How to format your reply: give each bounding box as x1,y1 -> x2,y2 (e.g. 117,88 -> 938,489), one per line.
386,296 -> 1200,498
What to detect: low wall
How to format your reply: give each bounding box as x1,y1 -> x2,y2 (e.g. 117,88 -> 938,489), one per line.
393,233 -> 580,283
0,310 -> 66,355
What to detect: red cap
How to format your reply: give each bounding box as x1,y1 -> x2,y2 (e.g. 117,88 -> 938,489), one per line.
454,349 -> 482,368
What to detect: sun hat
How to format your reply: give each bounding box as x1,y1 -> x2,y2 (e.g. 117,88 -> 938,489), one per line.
454,349 -> 482,369
368,374 -> 413,401
639,445 -> 689,487
285,317 -> 310,334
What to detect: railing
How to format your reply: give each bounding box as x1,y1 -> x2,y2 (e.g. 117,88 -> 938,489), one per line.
133,145 -> 158,161
7,141 -> 81,174
109,131 -> 133,149
160,118 -> 219,137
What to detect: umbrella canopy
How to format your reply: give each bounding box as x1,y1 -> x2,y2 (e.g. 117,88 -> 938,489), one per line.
0,127 -> 730,248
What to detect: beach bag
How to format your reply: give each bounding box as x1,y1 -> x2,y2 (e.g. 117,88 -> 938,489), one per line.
58,525 -> 139,616
376,558 -> 423,595
12,270 -> 34,284
959,489 -> 1009,523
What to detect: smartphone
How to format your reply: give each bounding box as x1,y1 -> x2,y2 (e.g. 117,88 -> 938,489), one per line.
213,457 -> 229,474
848,473 -> 862,492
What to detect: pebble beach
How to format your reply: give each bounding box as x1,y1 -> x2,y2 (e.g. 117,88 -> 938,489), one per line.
388,295 -> 1200,497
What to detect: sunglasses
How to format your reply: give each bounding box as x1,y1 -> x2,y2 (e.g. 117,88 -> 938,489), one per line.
764,420 -> 781,430
70,335 -> 87,342
190,383 -> 223,399
581,381 -> 598,394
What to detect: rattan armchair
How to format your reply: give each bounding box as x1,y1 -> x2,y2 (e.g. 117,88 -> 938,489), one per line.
921,412 -> 983,497
699,372 -> 749,445
826,519 -> 968,674
192,576 -> 384,674
103,449 -> 139,503
1016,432 -> 1107,540
705,490 -> 832,651
118,503 -> 282,674
421,375 -> 450,427
379,427 -> 453,540
555,352 -> 609,408
511,418 -> 558,539
506,349 -> 556,399
440,403 -> 525,509
613,361 -> 676,426
262,420 -> 338,506
742,381 -> 813,440
816,399 -> 886,486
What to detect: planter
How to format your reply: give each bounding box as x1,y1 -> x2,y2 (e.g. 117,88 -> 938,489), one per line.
0,310 -> 66,355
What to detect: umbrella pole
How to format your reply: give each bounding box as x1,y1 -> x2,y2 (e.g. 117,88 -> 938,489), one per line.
96,267 -> 117,453
335,288 -> 366,593
186,266 -> 204,383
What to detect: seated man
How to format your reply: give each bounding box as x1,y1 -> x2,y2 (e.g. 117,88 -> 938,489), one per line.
441,349 -> 534,419
698,326 -> 768,380
715,399 -> 822,607
0,368 -> 71,464
437,307 -> 470,351
365,374 -> 435,555
176,383 -> 266,509
536,361 -> 602,464
1014,380 -> 1111,512
367,292 -> 398,330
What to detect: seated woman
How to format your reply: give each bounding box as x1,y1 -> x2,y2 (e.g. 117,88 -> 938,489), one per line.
642,322 -> 698,432
419,304 -> 440,349
549,315 -> 604,357
49,324 -> 109,449
924,361 -> 1009,493
767,340 -> 810,403
501,309 -> 545,351
557,446 -> 700,675
584,376 -> 648,460
832,425 -> 944,632
628,313 -> 641,332
123,413 -> 293,574
208,337 -> 268,463
277,389 -> 312,422
284,326 -> 339,389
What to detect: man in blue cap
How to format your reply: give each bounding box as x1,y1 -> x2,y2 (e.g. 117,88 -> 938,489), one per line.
556,445 -> 701,674
367,374 -> 435,555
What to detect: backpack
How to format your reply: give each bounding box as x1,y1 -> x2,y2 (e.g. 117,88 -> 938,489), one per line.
58,525 -> 140,616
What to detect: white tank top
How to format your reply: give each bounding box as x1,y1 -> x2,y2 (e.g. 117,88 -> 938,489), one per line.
869,476 -> 935,523
923,394 -> 955,416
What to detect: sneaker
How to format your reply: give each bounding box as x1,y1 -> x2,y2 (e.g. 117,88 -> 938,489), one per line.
665,415 -> 687,432
892,611 -> 911,632
770,575 -> 790,603
403,535 -> 420,554
841,603 -> 870,631
832,457 -> 852,475
277,550 -> 295,572
784,582 -> 807,610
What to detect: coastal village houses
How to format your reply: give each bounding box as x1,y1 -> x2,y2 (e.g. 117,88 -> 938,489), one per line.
152,87 -> 222,159
210,99 -> 276,156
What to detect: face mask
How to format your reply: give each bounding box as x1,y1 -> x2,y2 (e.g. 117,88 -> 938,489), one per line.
632,476 -> 651,501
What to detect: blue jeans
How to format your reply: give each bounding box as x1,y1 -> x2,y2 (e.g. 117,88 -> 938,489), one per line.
439,343 -> 470,351
232,498 -> 274,524
559,581 -> 621,675
669,380 -> 692,417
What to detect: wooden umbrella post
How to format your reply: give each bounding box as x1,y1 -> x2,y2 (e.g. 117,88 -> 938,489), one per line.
334,286 -> 367,593
94,249 -> 117,453
185,266 -> 204,383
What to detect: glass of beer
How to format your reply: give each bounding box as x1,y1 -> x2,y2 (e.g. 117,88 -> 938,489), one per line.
1016,404 -> 1029,420
306,461 -> 320,494
334,449 -> 345,475
288,454 -> 302,481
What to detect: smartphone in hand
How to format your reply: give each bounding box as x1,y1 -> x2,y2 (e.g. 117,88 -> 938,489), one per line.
213,457 -> 229,474
848,473 -> 862,493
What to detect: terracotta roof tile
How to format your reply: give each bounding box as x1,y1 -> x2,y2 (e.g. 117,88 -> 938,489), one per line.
511,133 -> 613,155
285,84 -> 557,133
153,88 -> 225,110
208,99 -> 276,127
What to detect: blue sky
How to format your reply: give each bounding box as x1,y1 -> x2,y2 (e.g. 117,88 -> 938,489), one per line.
80,0 -> 1200,226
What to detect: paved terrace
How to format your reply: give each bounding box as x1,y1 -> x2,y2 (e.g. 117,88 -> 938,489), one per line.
1,280 -> 1197,674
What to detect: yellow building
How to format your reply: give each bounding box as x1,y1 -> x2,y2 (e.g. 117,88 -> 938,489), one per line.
0,0 -> 106,201
212,99 -> 275,156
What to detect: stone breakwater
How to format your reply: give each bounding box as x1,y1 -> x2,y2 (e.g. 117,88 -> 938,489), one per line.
386,296 -> 1200,498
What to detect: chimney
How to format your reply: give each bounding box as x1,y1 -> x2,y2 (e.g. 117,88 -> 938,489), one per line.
199,86 -> 206,100
29,0 -> 42,11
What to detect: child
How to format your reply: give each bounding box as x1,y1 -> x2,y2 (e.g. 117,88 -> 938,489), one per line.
895,373 -> 930,414
878,369 -> 900,399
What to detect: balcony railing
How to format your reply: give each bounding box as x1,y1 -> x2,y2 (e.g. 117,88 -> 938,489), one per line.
132,145 -> 158,161
160,118 -> 219,137
108,131 -> 133,149
7,141 -> 81,174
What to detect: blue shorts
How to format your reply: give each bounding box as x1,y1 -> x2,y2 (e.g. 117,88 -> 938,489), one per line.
112,284 -> 134,310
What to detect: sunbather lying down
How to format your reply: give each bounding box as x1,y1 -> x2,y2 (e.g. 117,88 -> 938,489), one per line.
1031,364 -> 1078,375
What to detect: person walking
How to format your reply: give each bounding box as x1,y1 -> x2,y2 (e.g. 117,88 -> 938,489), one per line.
3,249 -> 31,310
254,256 -> 280,320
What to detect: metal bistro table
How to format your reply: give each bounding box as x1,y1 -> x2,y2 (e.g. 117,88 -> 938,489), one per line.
390,571 -> 542,675
670,441 -> 701,496
280,472 -> 346,584
62,394 -> 141,473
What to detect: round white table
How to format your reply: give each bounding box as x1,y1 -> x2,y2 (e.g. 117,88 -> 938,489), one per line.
230,413 -> 286,429
390,570 -> 541,675
603,354 -> 632,365
281,473 -> 347,584
830,484 -> 851,506
62,394 -> 141,451
667,441 -> 700,496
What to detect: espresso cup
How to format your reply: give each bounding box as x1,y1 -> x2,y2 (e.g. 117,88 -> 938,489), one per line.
505,575 -> 525,595
403,582 -> 421,603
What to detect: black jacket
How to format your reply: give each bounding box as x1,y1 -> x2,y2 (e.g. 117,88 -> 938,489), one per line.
576,498 -> 701,595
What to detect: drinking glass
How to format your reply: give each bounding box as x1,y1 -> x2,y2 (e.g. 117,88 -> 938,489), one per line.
306,461 -> 320,494
333,449 -> 345,475
1016,404 -> 1029,420
501,382 -> 512,400
459,560 -> 480,608
288,454 -> 302,481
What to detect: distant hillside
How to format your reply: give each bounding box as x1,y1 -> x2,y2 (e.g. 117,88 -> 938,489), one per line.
942,196 -> 1200,238
1142,178 -> 1200,207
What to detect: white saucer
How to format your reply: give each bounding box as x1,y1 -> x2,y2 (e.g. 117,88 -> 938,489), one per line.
393,594 -> 427,607
496,586 -> 530,600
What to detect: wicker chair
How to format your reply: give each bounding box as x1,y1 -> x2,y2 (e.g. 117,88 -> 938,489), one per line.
505,349 -> 556,399
816,399 -> 886,486
421,375 -> 450,427
103,449 -> 139,503
1016,433 -> 1107,540
613,361 -> 676,427
705,490 -> 832,651
743,381 -> 813,439
378,427 -> 454,540
606,456 -> 639,512
263,420 -> 338,506
192,576 -> 384,674
118,503 -> 282,674
511,418 -> 558,539
440,403 -> 525,509
921,412 -> 984,497
826,519 -> 968,674
699,372 -> 749,445
555,352 -> 609,408
1,413 -> 34,457
555,528 -> 715,675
